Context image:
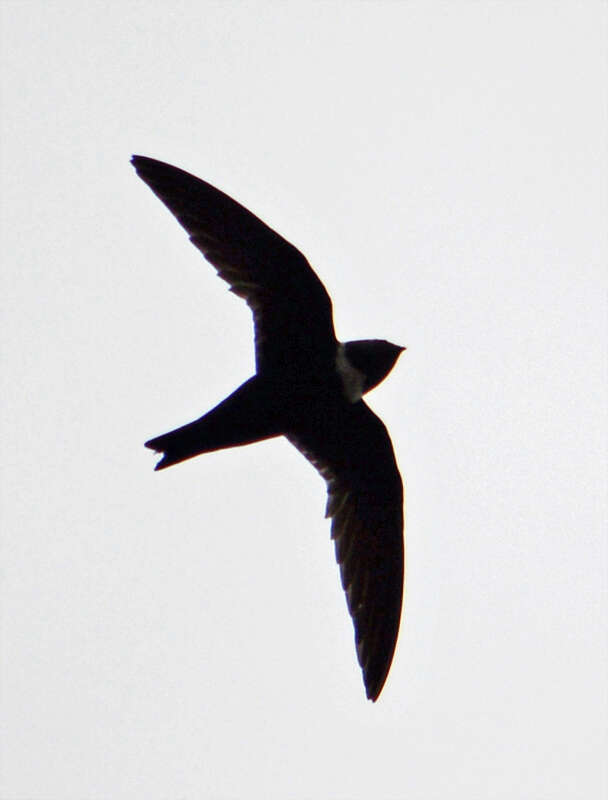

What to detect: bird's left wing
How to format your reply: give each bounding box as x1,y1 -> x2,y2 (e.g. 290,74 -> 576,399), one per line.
286,400 -> 404,701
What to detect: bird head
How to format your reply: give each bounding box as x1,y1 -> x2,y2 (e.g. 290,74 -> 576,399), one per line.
343,339 -> 405,395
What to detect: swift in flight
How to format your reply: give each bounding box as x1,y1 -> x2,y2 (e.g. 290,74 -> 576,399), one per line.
133,156 -> 405,700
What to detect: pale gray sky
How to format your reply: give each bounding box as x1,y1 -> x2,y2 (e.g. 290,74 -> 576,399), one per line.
1,2 -> 606,798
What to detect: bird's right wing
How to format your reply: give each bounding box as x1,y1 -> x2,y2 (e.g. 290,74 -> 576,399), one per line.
131,156 -> 336,372
287,399 -> 404,701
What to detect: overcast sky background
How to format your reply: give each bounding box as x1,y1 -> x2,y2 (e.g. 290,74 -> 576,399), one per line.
1,3 -> 606,799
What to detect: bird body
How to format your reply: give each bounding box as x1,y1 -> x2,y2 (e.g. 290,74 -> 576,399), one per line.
133,155 -> 405,700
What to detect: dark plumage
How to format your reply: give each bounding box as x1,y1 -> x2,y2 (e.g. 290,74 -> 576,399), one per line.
133,155 -> 405,700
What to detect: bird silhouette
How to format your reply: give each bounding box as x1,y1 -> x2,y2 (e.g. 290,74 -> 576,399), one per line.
132,155 -> 405,701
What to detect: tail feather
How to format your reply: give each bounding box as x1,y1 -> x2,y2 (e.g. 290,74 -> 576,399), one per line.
145,421 -> 214,470
145,375 -> 283,471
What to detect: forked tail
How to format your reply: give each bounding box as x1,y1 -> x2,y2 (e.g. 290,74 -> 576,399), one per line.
145,376 -> 283,470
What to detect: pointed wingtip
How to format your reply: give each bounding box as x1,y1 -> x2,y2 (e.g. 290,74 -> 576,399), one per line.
131,154 -> 154,173
365,677 -> 385,703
